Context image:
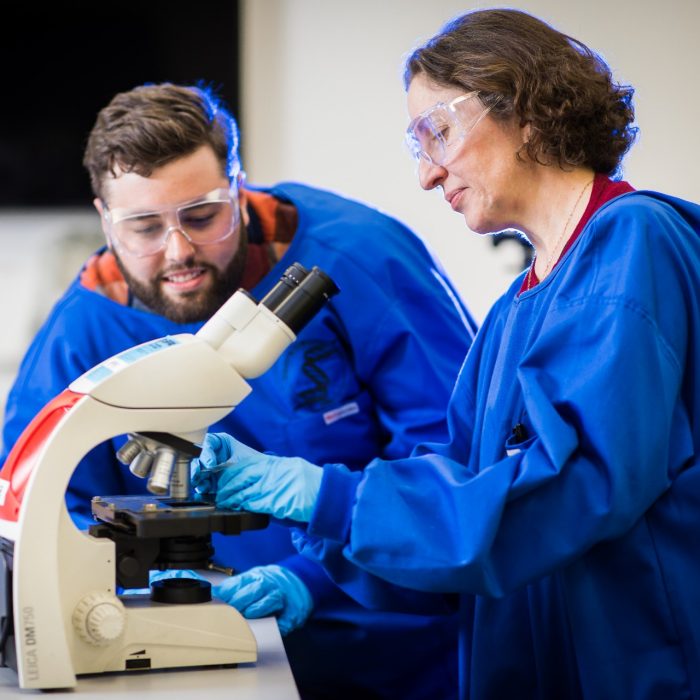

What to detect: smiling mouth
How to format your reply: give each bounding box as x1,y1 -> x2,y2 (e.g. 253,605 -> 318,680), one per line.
162,267 -> 208,285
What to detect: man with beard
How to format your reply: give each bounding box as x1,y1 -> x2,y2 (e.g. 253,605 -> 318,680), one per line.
0,83 -> 475,699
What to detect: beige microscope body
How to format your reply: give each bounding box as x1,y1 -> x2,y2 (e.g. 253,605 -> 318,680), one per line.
0,264 -> 338,689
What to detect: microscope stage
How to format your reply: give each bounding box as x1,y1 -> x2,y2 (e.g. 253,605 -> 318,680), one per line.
91,495 -> 268,539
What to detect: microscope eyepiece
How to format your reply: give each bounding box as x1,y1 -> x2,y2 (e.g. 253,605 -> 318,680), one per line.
197,262 -> 339,378
260,262 -> 310,312
271,267 -> 340,334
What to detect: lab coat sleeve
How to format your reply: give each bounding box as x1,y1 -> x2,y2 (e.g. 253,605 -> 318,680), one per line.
292,464 -> 458,613
280,543 -> 457,615
301,203 -> 695,598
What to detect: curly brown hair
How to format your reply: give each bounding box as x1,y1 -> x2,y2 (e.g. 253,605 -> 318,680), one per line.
83,83 -> 240,200
404,9 -> 637,176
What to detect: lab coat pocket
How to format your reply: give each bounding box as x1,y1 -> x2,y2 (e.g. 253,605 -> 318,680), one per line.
504,427 -> 536,457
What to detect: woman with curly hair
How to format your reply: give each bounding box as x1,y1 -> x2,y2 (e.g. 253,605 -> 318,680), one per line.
189,9 -> 700,698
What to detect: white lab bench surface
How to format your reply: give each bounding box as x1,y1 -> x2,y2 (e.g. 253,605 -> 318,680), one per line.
0,617 -> 299,699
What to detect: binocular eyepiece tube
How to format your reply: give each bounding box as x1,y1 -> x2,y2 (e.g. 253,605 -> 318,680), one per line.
261,263 -> 340,334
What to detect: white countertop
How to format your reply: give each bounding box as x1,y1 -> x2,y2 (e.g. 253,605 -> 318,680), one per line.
0,617 -> 299,699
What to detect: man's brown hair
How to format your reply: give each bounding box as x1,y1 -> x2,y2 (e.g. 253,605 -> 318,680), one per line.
83,83 -> 240,200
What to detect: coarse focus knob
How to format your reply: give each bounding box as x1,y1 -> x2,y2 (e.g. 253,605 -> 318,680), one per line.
72,592 -> 126,646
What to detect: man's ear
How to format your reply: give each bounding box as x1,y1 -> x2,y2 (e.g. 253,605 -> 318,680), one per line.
238,188 -> 250,227
93,198 -> 111,246
234,170 -> 250,227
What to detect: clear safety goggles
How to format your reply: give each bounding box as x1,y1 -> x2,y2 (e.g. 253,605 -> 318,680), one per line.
405,92 -> 497,166
103,186 -> 240,258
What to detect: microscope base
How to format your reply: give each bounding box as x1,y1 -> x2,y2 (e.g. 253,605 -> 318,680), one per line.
73,596 -> 257,676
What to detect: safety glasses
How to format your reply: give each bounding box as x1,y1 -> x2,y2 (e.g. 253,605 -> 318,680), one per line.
103,186 -> 240,258
405,92 -> 497,167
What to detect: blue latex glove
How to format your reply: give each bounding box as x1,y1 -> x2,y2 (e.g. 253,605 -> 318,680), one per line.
215,565 -> 313,636
192,433 -> 323,522
148,566 -> 312,635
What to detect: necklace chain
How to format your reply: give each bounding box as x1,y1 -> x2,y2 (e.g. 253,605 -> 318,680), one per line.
525,178 -> 594,291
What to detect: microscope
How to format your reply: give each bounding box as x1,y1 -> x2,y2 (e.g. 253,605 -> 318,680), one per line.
0,263 -> 338,690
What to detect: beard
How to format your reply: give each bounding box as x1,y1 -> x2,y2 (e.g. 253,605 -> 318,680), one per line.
114,225 -> 249,324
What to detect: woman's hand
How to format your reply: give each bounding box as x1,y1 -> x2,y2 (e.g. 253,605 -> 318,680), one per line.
192,432 -> 323,522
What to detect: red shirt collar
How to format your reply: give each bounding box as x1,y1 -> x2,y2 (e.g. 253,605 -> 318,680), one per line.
518,173 -> 635,295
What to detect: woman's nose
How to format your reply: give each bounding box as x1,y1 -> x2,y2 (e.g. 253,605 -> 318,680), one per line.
417,157 -> 447,191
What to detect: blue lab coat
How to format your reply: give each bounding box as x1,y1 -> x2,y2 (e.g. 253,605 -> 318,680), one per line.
297,191 -> 700,699
1,183 -> 475,699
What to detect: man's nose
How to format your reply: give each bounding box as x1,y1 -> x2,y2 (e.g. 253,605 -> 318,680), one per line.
163,226 -> 196,260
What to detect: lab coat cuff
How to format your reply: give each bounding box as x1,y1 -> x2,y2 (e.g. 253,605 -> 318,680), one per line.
308,463 -> 362,542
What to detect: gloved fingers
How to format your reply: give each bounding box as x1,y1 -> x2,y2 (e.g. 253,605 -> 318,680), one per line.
215,576 -> 283,617
201,433 -> 266,468
238,487 -> 306,521
240,458 -> 323,522
216,482 -> 302,520
190,458 -> 214,494
277,614 -> 299,637
195,433 -> 251,495
273,567 -> 314,635
214,570 -> 267,608
238,589 -> 285,619
199,432 -> 233,467
236,490 -> 280,517
213,571 -> 263,605
215,484 -> 278,514
276,594 -> 313,636
206,448 -> 323,521
214,565 -> 313,636
215,472 -> 267,510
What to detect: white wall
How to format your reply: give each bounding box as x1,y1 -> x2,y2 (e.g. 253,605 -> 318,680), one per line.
240,0 -> 700,321
2,1 -> 698,419
0,212 -> 103,417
